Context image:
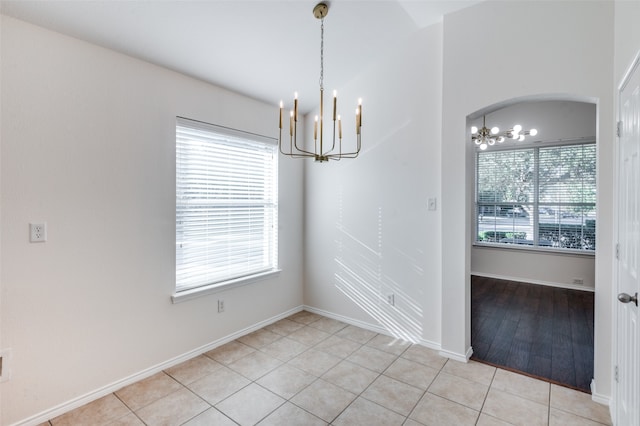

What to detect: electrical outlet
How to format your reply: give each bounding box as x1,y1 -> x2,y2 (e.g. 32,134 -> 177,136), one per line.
572,278 -> 584,285
218,299 -> 225,313
29,223 -> 47,243
428,198 -> 437,211
387,294 -> 395,306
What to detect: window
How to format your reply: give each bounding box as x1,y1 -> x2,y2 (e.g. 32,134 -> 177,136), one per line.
476,142 -> 595,252
175,117 -> 278,296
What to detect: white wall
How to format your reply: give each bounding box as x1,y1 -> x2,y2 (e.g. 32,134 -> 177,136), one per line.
470,100 -> 597,290
441,0 -> 614,400
0,16 -> 304,425
303,24 -> 443,346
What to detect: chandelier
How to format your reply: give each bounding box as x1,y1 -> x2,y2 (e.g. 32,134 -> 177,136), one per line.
471,116 -> 538,150
278,2 -> 362,162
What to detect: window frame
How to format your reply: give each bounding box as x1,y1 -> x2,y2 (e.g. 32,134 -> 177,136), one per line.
172,117 -> 280,303
473,138 -> 596,256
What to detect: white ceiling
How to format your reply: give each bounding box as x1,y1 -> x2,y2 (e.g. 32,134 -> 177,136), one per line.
0,0 -> 481,113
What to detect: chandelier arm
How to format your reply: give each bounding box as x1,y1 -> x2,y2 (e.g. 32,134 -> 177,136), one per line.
325,133 -> 361,159
292,122 -> 317,156
291,143 -> 317,157
279,125 -> 317,158
280,142 -> 316,158
322,122 -> 338,156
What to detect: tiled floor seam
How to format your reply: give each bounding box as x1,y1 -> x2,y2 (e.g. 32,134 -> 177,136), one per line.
476,365 -> 498,423
254,368 -> 328,424
254,325 -> 355,424
250,399 -> 288,426
308,338 -> 415,425
111,390 -> 149,425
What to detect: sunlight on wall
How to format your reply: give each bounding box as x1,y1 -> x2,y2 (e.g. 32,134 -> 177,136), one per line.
334,188 -> 423,342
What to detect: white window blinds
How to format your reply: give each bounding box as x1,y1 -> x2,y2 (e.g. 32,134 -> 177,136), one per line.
476,142 -> 596,251
176,118 -> 278,293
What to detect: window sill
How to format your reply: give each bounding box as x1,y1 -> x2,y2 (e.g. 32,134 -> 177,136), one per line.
472,242 -> 595,257
171,269 -> 281,304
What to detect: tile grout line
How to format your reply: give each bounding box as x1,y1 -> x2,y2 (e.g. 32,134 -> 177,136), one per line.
111,390 -> 151,425
325,341 -> 413,424
474,364 -> 498,425
222,319 -> 360,425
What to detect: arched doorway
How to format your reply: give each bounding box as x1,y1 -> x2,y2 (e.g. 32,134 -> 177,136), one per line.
467,98 -> 597,393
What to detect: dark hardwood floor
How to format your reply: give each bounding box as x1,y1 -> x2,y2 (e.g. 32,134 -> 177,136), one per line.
471,275 -> 594,393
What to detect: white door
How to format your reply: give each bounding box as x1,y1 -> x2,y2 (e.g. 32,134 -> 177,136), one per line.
616,54 -> 640,426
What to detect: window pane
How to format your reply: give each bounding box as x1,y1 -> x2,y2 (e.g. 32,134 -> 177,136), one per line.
478,203 -> 534,246
539,144 -> 596,204
537,205 -> 596,250
476,142 -> 595,252
477,150 -> 534,204
477,149 -> 535,247
176,118 -> 278,292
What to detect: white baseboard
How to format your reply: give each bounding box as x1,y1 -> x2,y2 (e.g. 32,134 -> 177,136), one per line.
303,305 -> 442,351
590,379 -> 612,407
12,306 -> 303,426
417,338 -> 442,352
439,346 -> 473,363
471,271 -> 595,292
303,305 -> 389,335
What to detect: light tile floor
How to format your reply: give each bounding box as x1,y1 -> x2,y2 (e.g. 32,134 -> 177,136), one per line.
41,311 -> 612,426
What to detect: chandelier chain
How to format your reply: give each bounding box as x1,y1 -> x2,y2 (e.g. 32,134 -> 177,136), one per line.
319,17 -> 324,90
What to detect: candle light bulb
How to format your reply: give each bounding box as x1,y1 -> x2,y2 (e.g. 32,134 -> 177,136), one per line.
314,116 -> 318,140
333,90 -> 337,121
289,110 -> 294,136
279,101 -> 283,129
338,115 -> 342,139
